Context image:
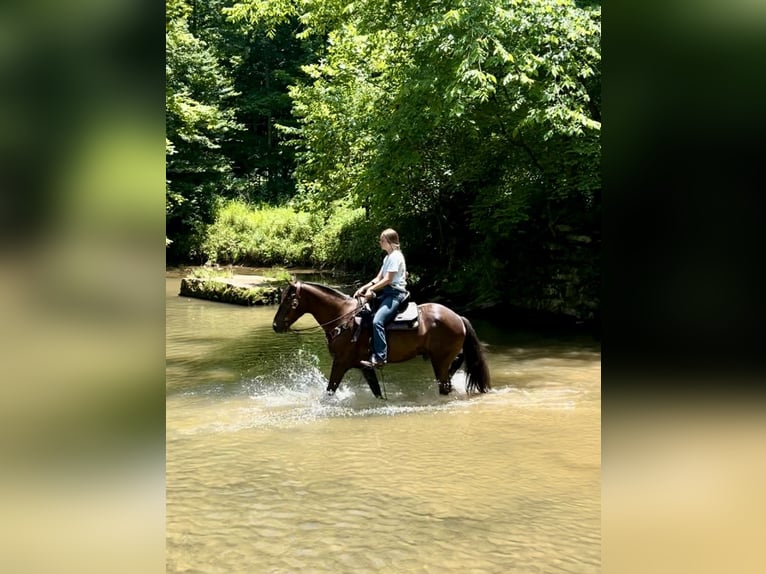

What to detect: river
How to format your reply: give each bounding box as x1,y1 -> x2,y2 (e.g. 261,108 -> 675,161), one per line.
166,272 -> 601,573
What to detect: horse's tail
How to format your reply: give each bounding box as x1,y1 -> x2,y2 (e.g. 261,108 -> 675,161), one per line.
461,317 -> 491,394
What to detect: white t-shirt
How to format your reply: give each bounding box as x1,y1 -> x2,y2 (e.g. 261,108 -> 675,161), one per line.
380,249 -> 407,291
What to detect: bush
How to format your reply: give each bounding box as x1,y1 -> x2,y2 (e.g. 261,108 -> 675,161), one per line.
202,199 -> 375,270
310,203 -> 374,269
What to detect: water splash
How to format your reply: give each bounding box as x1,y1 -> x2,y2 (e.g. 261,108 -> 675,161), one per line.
168,351 -> 491,436
168,348 -> 591,438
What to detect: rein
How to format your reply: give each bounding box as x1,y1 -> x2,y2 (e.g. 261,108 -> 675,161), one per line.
286,283 -> 364,335
289,303 -> 362,332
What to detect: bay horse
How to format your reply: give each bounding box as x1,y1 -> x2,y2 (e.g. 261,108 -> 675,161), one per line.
272,281 -> 490,398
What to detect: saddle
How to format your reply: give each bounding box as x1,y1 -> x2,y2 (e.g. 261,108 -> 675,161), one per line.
350,293 -> 419,343
386,301 -> 419,330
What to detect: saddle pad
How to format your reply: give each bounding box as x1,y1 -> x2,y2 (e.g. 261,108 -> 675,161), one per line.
391,302 -> 418,324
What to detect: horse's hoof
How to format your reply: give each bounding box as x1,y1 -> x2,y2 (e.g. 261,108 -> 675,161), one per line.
326,390 -> 335,396
438,386 -> 452,395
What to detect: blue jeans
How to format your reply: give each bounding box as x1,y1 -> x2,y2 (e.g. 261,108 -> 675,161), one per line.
371,287 -> 407,362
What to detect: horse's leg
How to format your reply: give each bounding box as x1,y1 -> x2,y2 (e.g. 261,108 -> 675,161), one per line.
327,358 -> 383,398
360,367 -> 383,399
326,360 -> 349,395
448,353 -> 464,378
431,355 -> 454,395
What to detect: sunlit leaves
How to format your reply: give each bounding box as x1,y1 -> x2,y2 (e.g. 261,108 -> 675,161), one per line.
214,0 -> 600,309
223,0 -> 298,37
166,0 -> 241,159
266,0 -> 600,208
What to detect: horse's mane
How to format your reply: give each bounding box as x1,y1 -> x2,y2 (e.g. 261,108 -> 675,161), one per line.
300,281 -> 351,300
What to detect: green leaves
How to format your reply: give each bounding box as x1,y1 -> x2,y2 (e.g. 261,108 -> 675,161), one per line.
275,0 -> 599,311
169,0 -> 601,316
166,0 -> 245,261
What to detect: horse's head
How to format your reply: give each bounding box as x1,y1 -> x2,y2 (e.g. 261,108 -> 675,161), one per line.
272,281 -> 305,332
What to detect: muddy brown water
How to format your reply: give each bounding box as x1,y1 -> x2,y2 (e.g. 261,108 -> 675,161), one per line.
166,274 -> 601,573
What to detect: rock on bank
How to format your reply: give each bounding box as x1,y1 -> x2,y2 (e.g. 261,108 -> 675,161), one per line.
179,275 -> 282,306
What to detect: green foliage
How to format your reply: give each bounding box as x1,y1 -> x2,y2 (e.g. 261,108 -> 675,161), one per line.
268,0 -> 601,314
201,200 -> 311,265
217,13 -> 317,204
201,199 -> 369,269
169,0 -> 601,319
186,267 -> 234,279
309,200 -> 375,270
261,266 -> 293,282
166,0 -> 244,262
166,0 -> 316,262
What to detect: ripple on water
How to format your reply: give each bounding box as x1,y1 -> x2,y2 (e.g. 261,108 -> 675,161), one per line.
167,351 -> 598,440
167,278 -> 601,573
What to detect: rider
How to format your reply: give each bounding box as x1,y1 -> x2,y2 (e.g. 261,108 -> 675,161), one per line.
353,228 -> 408,368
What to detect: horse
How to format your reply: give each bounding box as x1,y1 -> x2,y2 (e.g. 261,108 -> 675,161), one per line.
272,281 -> 490,399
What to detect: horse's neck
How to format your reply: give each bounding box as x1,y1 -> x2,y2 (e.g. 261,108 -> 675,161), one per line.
305,289 -> 352,327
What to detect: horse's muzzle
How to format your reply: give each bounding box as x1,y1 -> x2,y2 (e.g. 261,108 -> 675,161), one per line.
273,321 -> 289,333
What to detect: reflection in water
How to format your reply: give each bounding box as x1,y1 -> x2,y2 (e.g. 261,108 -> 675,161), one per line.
166,276 -> 601,573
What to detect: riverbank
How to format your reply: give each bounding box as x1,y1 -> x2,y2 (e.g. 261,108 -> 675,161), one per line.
169,266 -> 351,306
179,275 -> 282,306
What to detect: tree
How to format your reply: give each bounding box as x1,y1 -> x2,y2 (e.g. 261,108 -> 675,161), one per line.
233,0 -> 601,312
166,0 -> 243,262
208,0 -> 602,318
218,17 -> 318,204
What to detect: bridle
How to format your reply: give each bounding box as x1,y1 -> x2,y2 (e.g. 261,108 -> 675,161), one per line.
277,282 -> 301,329
289,281 -> 302,309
